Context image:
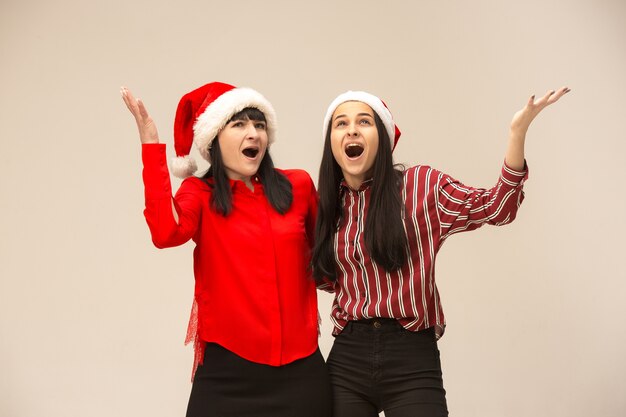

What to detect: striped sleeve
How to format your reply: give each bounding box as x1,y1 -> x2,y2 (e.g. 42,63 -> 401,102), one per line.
437,161 -> 528,240
316,279 -> 336,293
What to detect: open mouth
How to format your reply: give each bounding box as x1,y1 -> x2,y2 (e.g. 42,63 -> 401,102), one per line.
242,147 -> 260,158
345,143 -> 364,158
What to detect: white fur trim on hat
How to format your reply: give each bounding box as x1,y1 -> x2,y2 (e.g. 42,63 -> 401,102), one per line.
322,91 -> 395,148
193,87 -> 277,162
171,155 -> 198,179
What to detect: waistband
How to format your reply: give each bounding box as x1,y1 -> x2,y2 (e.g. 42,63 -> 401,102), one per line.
345,318 -> 436,336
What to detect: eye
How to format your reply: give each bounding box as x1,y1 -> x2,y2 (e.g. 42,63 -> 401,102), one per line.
359,118 -> 372,125
254,122 -> 266,130
231,121 -> 244,128
335,120 -> 347,127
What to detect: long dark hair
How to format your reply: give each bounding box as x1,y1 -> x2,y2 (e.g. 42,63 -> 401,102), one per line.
312,112 -> 407,282
202,107 -> 292,216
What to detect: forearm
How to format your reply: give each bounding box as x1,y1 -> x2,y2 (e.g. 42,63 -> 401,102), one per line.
142,144 -> 195,247
505,128 -> 526,171
438,163 -> 528,238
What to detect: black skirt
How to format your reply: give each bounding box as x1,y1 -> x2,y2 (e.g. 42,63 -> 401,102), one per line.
186,343 -> 332,417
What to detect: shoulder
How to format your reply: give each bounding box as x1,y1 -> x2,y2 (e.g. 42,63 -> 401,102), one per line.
403,164 -> 443,179
178,175 -> 212,193
401,165 -> 451,194
276,168 -> 315,189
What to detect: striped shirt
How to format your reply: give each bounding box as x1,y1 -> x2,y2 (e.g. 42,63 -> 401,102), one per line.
319,162 -> 528,337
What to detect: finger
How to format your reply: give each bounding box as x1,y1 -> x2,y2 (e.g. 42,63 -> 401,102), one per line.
121,88 -> 143,119
541,89 -> 555,103
527,94 -> 536,107
552,86 -> 570,101
121,95 -> 137,116
547,86 -> 570,105
120,87 -> 136,109
137,99 -> 150,120
121,86 -> 134,102
530,89 -> 554,109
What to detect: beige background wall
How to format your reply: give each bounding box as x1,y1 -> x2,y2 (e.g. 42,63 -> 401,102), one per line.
1,0 -> 625,416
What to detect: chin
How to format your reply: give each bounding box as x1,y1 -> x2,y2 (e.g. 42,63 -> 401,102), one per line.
248,166 -> 262,177
345,165 -> 367,177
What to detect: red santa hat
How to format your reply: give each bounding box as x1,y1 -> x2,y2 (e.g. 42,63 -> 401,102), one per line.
171,82 -> 278,178
322,90 -> 401,150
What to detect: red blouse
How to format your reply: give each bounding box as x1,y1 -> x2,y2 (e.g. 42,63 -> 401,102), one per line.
141,144 -> 319,377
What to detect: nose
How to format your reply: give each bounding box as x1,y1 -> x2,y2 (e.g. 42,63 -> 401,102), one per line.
245,121 -> 260,139
347,122 -> 360,137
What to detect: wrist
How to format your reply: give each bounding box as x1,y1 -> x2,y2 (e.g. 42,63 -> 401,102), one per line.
509,124 -> 528,135
141,137 -> 160,144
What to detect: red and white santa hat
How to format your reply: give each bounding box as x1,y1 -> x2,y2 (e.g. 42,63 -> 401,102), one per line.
322,90 -> 401,150
171,82 -> 278,178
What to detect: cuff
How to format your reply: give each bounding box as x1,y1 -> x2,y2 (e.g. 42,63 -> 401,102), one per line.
501,159 -> 529,187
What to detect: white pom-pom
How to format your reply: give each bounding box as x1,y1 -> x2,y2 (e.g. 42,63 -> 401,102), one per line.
171,155 -> 198,178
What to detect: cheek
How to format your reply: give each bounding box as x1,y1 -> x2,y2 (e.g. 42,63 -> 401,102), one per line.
365,143 -> 379,170
366,135 -> 379,160
330,135 -> 343,160
258,135 -> 269,157
365,153 -> 377,171
260,131 -> 269,145
217,134 -> 232,152
218,141 -> 238,165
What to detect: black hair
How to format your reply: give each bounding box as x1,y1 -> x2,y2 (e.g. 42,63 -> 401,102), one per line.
312,112 -> 408,282
202,107 -> 292,216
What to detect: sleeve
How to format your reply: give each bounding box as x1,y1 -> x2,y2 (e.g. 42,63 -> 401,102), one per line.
316,279 -> 337,293
296,171 -> 336,293
141,143 -> 203,248
437,160 -> 529,241
303,171 -> 319,251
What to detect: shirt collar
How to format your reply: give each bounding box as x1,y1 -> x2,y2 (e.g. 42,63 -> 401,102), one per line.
339,178 -> 373,192
229,175 -> 263,193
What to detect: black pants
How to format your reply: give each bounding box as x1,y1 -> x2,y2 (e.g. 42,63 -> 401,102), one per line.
186,343 -> 332,417
327,319 -> 448,417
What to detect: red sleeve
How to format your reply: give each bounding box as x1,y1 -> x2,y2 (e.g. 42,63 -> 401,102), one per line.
437,160 -> 529,240
304,172 -> 319,251
141,143 -> 203,248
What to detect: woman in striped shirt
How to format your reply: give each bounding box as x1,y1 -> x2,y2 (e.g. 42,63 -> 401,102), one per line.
312,88 -> 569,417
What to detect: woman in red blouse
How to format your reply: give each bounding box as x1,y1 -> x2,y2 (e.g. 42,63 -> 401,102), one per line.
122,82 -> 331,417
312,88 -> 569,416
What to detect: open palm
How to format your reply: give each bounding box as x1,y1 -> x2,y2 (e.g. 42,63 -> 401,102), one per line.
121,86 -> 160,144
511,86 -> 570,133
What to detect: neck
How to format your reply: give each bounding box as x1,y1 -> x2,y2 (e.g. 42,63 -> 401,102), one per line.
343,170 -> 373,190
243,178 -> 254,191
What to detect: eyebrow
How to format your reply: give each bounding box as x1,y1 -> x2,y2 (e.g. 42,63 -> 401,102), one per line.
333,112 -> 374,121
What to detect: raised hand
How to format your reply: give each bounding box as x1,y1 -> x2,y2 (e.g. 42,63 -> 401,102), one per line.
510,86 -> 571,135
121,86 -> 160,144
505,86 -> 570,170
